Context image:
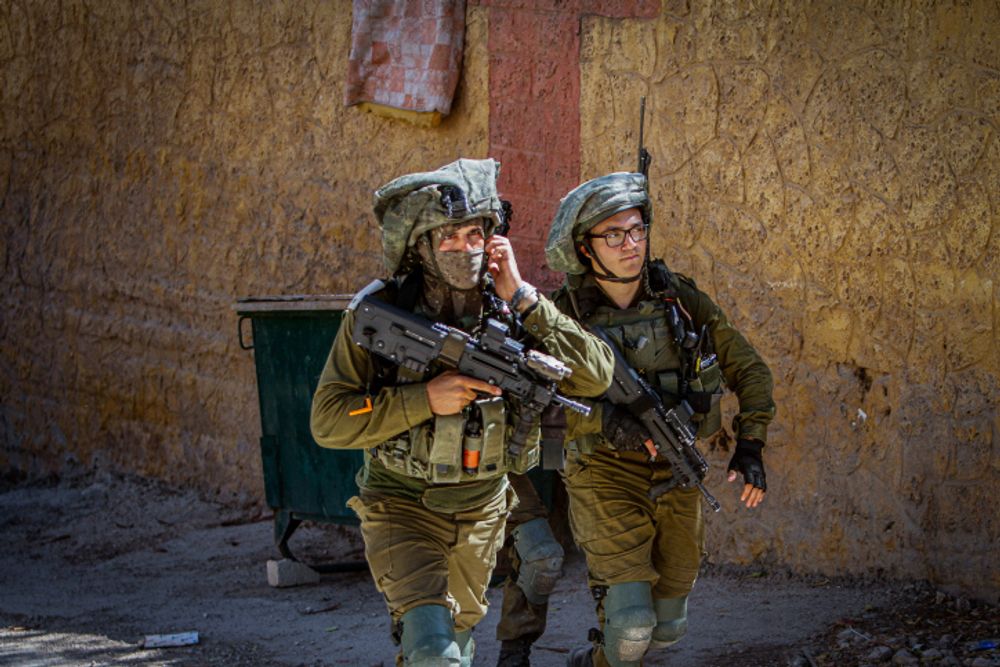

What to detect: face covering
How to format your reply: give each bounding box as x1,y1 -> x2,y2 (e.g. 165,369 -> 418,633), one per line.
417,221 -> 487,291
432,247 -> 484,290
413,236 -> 483,325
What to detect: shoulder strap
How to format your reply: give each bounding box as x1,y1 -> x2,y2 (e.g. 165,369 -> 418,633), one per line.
643,259 -> 703,375
348,278 -> 387,311
644,258 -> 679,300
567,283 -> 606,322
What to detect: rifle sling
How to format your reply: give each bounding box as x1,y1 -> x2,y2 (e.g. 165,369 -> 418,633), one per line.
624,393 -> 659,417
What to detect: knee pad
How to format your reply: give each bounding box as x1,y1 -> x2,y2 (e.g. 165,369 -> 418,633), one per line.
455,629 -> 474,667
400,605 -> 461,666
649,596 -> 688,650
602,582 -> 656,666
513,517 -> 564,605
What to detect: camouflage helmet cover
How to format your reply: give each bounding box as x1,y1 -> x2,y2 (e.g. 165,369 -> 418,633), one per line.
544,172 -> 651,275
373,158 -> 503,274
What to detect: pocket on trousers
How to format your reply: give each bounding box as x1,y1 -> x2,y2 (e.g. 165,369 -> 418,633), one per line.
562,452 -> 590,481
347,494 -> 393,590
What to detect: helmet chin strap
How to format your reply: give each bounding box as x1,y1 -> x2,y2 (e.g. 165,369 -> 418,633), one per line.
582,240 -> 645,284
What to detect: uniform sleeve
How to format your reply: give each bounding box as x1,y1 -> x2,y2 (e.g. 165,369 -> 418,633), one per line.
539,288 -> 608,441
310,309 -> 434,450
680,280 -> 775,444
564,397 -> 603,441
519,294 -> 614,398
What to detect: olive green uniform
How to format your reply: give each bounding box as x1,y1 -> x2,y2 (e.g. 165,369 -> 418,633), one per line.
555,270 -> 774,666
311,294 -> 613,633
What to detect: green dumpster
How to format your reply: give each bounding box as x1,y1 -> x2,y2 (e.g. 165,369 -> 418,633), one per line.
235,294 -> 561,567
235,294 -> 360,564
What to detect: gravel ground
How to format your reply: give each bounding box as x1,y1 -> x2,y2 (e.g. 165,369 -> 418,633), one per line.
0,470 -> 996,666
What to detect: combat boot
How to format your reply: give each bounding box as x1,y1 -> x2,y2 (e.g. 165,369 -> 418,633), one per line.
496,637 -> 533,667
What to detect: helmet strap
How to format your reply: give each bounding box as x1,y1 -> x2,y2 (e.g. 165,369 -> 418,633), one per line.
582,240 -> 643,284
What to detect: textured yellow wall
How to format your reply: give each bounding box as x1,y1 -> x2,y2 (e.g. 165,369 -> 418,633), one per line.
580,1 -> 999,595
2,0 -> 998,599
0,1 -> 488,500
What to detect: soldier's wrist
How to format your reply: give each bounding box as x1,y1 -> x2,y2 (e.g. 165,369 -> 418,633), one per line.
735,438 -> 764,455
509,283 -> 539,314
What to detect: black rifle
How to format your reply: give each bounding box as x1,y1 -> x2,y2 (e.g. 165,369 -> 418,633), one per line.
591,326 -> 721,511
352,296 -> 591,459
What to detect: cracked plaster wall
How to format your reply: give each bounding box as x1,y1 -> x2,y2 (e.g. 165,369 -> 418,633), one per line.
580,0 -> 999,598
0,1 -> 487,502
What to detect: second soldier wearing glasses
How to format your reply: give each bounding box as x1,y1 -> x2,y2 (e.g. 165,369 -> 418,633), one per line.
545,172 -> 776,667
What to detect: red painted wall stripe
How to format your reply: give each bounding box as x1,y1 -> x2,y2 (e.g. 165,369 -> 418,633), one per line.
473,0 -> 660,287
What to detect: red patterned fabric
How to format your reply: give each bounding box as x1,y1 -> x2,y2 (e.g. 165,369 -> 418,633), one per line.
345,0 -> 467,115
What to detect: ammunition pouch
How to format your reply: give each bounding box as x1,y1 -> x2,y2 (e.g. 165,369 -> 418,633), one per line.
572,292 -> 724,453
373,396 -> 539,482
685,361 -> 723,438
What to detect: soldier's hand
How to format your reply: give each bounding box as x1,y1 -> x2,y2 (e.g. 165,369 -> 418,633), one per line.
484,235 -> 523,302
601,403 -> 652,452
727,438 -> 766,509
426,371 -> 502,415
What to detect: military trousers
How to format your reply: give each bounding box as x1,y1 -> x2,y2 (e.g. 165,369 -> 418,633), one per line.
563,446 -> 705,598
348,487 -> 510,634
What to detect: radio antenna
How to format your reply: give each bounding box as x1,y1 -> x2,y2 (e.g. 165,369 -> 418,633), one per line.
637,96 -> 651,177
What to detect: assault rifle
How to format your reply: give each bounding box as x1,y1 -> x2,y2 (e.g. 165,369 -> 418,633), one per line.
591,326 -> 721,512
351,296 -> 591,459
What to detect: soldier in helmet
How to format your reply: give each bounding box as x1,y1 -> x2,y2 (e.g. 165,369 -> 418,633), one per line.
310,158 -> 613,667
544,172 -> 775,667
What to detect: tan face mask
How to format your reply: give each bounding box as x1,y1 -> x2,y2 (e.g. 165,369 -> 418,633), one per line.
417,221 -> 486,291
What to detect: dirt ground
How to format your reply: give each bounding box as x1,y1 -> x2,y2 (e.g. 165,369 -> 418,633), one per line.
1,470 -> 997,667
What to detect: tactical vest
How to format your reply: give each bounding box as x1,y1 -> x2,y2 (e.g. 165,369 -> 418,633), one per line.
562,262 -> 724,454
357,273 -> 541,483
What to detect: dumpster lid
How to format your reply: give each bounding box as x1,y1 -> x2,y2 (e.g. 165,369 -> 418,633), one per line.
233,294 -> 354,313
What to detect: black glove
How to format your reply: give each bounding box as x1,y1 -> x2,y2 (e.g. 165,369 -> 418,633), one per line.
727,439 -> 767,491
601,403 -> 651,452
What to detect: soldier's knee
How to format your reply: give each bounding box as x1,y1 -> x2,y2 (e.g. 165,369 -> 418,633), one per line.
400,605 -> 461,666
649,596 -> 688,650
602,582 -> 656,667
513,518 -> 564,604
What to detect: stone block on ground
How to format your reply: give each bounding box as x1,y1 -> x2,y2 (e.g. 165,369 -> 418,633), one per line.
266,559 -> 320,588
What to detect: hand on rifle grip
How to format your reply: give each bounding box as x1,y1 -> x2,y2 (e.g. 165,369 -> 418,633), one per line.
426,371 -> 501,416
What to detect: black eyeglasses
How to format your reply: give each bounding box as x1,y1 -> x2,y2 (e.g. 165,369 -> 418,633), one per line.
585,224 -> 649,248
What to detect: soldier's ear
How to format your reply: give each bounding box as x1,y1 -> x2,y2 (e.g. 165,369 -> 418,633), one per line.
578,243 -> 591,259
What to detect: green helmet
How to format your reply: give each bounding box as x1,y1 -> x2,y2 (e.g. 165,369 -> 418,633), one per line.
544,172 -> 650,275
373,158 -> 503,274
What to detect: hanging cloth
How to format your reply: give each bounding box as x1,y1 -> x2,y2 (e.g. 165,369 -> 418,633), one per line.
345,0 -> 467,125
